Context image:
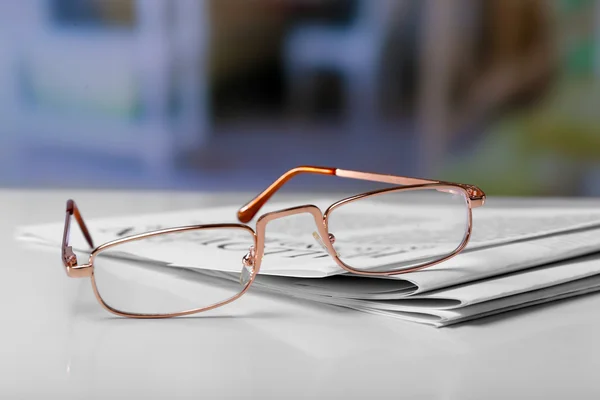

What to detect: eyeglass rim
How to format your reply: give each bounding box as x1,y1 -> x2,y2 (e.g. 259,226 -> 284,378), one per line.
89,224 -> 259,319
323,183 -> 474,276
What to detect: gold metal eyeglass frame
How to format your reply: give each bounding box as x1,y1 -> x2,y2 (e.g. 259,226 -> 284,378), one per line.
61,166 -> 485,318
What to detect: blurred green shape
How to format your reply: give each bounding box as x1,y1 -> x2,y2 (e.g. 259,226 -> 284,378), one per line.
439,118 -> 544,196
440,78 -> 600,196
525,79 -> 600,159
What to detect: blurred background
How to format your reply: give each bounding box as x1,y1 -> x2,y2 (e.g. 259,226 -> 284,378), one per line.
0,0 -> 599,196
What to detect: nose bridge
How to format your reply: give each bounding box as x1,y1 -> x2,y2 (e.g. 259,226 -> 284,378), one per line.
254,205 -> 330,261
257,204 -> 324,232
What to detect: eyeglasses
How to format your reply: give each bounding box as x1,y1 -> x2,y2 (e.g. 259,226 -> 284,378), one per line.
61,166 -> 485,318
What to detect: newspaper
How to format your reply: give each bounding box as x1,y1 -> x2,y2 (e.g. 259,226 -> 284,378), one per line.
16,200 -> 600,326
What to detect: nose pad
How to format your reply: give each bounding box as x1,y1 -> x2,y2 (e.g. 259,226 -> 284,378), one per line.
312,232 -> 338,257
240,245 -> 255,286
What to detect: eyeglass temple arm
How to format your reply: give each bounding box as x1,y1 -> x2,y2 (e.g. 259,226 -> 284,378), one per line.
62,200 -> 95,271
237,166 -> 336,223
237,166 -> 486,223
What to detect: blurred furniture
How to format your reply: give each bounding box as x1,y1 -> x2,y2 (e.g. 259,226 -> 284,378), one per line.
436,0 -> 600,196
416,0 -> 555,176
283,0 -> 405,126
0,0 -> 209,178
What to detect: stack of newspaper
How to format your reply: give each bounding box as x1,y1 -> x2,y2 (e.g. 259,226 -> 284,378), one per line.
17,199 -> 600,327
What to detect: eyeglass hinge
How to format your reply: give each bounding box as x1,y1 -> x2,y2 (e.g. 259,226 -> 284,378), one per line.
66,264 -> 93,278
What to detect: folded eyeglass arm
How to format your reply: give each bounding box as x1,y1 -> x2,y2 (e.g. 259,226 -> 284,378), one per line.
236,166 -> 484,223
62,200 -> 95,277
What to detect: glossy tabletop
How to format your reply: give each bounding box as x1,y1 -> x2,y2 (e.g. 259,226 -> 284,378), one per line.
2,189 -> 600,399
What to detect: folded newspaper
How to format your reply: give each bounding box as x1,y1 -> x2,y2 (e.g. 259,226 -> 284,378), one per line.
16,200 -> 600,327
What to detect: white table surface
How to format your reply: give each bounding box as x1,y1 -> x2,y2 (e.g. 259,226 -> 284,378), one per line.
2,189 -> 600,399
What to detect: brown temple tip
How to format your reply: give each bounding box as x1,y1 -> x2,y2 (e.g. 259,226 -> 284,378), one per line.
237,200 -> 263,223
236,166 -> 336,223
237,210 -> 252,224
67,199 -> 95,249
66,199 -> 75,214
